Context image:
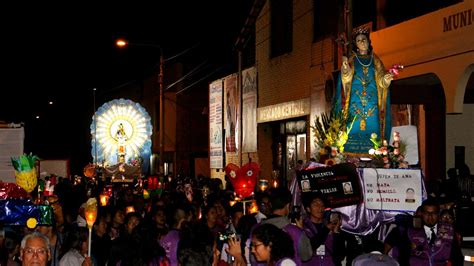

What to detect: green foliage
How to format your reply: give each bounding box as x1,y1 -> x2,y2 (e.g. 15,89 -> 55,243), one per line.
311,110 -> 356,154
11,153 -> 39,172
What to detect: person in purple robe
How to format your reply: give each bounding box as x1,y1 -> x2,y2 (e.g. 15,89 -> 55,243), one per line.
406,198 -> 463,265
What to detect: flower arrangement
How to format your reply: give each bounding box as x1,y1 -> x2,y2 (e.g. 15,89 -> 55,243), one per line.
312,110 -> 356,164
368,131 -> 409,168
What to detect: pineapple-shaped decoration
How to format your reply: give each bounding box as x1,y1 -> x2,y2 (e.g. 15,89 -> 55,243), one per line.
11,153 -> 39,193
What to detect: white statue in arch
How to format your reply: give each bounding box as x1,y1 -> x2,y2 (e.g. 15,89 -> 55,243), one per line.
91,98 -> 152,170
113,122 -> 130,163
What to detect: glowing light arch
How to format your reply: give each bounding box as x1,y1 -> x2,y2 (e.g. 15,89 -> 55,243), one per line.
91,99 -> 152,171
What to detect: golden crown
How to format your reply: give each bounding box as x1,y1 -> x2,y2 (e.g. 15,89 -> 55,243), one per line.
353,26 -> 370,36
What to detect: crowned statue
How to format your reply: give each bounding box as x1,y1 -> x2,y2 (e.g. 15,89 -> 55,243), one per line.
333,27 -> 394,154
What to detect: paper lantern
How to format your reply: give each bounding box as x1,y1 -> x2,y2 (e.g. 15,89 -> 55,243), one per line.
11,154 -> 39,193
225,162 -> 260,199
84,198 -> 98,228
83,164 -> 97,179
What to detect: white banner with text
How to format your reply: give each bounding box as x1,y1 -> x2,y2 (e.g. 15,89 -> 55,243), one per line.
363,168 -> 423,212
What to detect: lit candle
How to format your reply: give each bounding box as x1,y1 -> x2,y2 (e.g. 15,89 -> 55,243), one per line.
99,194 -> 109,207
258,180 -> 269,191
84,198 -> 98,228
126,206 -> 135,214
249,201 -> 258,214
273,180 -> 278,188
84,198 -> 98,258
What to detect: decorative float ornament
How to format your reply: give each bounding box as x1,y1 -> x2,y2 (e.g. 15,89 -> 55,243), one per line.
388,64 -> 404,78
11,154 -> 39,193
83,164 -> 97,179
43,175 -> 56,196
225,162 -> 260,199
90,98 -> 152,170
0,182 -> 28,199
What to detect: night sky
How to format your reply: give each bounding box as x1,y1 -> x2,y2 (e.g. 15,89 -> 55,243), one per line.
1,1 -> 252,174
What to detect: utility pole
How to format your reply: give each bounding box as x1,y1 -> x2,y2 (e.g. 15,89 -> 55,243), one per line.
159,49 -> 165,174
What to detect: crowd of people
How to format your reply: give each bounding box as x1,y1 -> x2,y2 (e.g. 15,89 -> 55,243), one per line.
0,169 -> 469,266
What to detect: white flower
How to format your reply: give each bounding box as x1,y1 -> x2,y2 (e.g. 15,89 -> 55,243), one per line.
247,170 -> 253,177
369,149 -> 375,155
230,170 -> 236,178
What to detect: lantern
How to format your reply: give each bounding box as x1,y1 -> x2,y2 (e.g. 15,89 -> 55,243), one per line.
126,206 -> 135,214
83,164 -> 97,179
84,198 -> 98,257
225,162 -> 260,199
99,194 -> 109,207
258,179 -> 269,191
84,198 -> 98,228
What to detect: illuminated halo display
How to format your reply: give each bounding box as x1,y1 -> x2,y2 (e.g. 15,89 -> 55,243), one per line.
91,99 -> 152,170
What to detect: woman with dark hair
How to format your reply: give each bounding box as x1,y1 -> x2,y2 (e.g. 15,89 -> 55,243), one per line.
250,224 -> 296,266
178,222 -> 220,266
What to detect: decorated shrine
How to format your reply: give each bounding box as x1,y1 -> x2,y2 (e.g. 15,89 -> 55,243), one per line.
90,98 -> 153,181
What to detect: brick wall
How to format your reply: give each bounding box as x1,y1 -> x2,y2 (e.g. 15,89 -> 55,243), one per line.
254,0 -> 337,179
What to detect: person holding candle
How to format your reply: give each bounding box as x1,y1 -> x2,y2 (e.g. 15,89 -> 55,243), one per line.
59,227 -> 92,266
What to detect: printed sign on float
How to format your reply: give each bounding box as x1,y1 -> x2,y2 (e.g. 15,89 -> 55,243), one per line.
363,168 -> 423,212
297,163 -> 362,208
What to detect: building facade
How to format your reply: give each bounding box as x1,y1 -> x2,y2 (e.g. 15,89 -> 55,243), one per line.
212,0 -> 473,186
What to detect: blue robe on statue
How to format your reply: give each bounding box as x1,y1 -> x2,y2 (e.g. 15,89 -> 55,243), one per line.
333,52 -> 391,154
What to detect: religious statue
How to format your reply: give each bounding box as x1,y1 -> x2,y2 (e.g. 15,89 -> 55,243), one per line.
334,27 -> 394,154
115,123 -> 128,163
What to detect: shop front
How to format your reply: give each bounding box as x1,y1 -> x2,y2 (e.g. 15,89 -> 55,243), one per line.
257,98 -> 311,187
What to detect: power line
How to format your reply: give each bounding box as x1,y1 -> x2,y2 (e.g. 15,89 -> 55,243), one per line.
165,59 -> 208,91
176,65 -> 226,95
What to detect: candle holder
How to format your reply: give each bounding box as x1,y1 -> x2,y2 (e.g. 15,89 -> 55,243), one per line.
84,198 -> 98,257
258,179 -> 269,192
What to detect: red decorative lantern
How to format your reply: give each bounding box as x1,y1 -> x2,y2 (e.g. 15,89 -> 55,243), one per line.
225,162 -> 260,198
148,176 -> 159,190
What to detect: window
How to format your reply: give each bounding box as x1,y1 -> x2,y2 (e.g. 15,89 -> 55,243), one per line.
313,0 -> 341,41
270,0 -> 293,58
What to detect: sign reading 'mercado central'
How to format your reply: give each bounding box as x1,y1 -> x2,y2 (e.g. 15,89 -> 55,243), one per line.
257,98 -> 310,123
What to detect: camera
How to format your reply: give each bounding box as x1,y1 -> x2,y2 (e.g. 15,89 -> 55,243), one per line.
218,232 -> 237,241
289,205 -> 301,223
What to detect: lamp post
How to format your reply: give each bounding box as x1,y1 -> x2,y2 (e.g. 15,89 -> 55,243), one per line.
116,39 -> 165,174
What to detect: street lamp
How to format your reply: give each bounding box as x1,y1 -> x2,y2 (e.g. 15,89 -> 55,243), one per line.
116,39 -> 165,174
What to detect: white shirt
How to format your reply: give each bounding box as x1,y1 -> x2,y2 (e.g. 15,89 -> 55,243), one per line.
278,258 -> 297,266
59,249 -> 85,266
423,224 -> 437,241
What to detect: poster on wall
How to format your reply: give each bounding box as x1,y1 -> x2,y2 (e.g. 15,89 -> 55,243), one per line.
363,168 -> 423,212
224,74 -> 239,152
209,80 -> 224,169
0,128 -> 24,183
297,163 -> 362,208
242,67 -> 257,153
39,160 -> 70,178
